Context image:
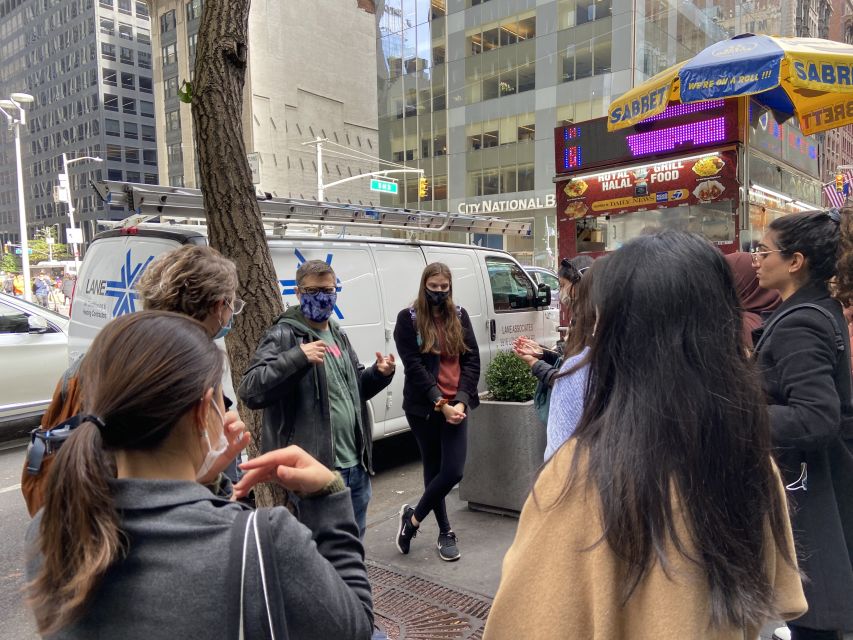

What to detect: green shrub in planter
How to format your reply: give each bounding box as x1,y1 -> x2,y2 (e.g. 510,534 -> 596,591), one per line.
485,351 -> 537,402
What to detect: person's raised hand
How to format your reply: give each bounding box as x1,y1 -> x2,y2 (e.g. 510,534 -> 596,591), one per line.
300,340 -> 328,364
234,445 -> 336,498
375,352 -> 396,377
197,411 -> 251,485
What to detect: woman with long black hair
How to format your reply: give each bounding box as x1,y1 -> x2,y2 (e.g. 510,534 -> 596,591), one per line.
751,210 -> 853,640
393,262 -> 480,562
485,231 -> 806,639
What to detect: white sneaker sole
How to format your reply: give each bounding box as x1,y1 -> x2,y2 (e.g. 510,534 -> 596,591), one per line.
436,541 -> 461,562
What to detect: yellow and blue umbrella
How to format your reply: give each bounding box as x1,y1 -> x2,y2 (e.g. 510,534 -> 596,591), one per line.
608,33 -> 853,136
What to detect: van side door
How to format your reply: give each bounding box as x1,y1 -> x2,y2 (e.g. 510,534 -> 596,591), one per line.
479,253 -> 545,358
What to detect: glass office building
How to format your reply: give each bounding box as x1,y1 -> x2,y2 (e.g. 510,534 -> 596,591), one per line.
0,0 -> 158,247
376,0 -> 728,266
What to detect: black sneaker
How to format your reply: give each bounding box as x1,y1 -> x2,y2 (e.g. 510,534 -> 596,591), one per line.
437,531 -> 460,562
395,504 -> 418,555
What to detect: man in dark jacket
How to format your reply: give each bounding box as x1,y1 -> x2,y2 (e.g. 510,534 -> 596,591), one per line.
240,260 -> 395,538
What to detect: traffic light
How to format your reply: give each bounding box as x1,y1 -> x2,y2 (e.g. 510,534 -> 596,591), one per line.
418,177 -> 428,199
837,173 -> 845,193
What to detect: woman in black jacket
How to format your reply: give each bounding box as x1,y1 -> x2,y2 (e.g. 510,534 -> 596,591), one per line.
393,262 -> 480,562
752,210 -> 853,640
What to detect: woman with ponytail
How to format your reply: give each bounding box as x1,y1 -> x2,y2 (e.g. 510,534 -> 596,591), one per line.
26,311 -> 373,639
751,210 -> 853,640
393,263 -> 480,562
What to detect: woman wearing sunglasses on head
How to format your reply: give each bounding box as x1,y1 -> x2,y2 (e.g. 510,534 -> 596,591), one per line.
750,210 -> 853,640
25,311 -> 374,640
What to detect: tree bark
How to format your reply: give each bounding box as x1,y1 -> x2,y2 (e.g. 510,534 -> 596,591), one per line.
191,0 -> 288,508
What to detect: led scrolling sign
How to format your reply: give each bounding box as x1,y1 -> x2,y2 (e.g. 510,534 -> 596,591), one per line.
556,100 -> 741,174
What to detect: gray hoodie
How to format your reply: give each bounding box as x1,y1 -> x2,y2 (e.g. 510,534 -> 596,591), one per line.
25,479 -> 373,639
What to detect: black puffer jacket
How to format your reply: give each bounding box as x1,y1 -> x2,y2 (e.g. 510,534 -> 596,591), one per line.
753,281 -> 853,631
393,306 -> 480,419
239,309 -> 392,473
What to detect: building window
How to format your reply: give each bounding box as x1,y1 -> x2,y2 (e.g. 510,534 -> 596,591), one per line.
124,122 -> 138,139
160,9 -> 176,33
137,28 -> 151,44
188,33 -> 198,65
138,51 -> 152,69
126,171 -> 141,183
118,0 -> 132,15
118,23 -> 133,41
122,97 -> 136,114
121,72 -> 135,90
99,17 -> 114,36
168,143 -> 183,167
186,0 -> 203,21
100,0 -> 112,7
558,34 -> 611,83
108,169 -> 123,181
106,144 -> 122,162
102,68 -> 117,86
518,122 -> 535,142
125,147 -> 140,163
144,173 -> 158,184
136,1 -> 149,18
162,43 -> 177,67
101,43 -> 116,61
120,47 -> 134,65
143,149 -> 157,166
164,75 -> 179,99
139,76 -> 153,93
104,93 -> 119,111
140,101 -> 155,118
141,125 -> 156,142
169,175 -> 185,187
166,109 -> 180,131
468,15 -> 536,55
106,119 -> 121,137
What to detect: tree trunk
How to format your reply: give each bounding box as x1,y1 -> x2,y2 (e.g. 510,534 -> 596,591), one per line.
191,0 -> 288,508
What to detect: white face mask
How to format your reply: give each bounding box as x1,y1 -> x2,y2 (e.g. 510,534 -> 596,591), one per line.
195,398 -> 229,481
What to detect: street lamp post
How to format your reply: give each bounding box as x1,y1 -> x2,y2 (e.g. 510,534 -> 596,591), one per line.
0,93 -> 34,302
60,153 -> 102,274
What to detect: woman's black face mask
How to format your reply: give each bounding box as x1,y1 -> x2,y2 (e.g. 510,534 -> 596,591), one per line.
425,289 -> 450,306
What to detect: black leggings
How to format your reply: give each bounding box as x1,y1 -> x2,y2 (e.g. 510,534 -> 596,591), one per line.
788,625 -> 842,640
407,411 -> 467,535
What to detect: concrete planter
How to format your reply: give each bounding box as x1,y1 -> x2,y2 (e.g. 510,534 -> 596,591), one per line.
459,398 -> 545,516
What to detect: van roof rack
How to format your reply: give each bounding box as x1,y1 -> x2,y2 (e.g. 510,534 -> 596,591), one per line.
92,180 -> 532,236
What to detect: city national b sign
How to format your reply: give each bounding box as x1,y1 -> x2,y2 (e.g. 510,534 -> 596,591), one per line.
457,194 -> 555,215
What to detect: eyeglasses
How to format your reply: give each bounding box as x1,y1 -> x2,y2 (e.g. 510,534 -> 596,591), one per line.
227,298 -> 245,315
299,287 -> 337,295
749,247 -> 784,265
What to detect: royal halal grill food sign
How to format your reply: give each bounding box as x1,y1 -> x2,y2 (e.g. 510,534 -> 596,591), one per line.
557,150 -> 739,219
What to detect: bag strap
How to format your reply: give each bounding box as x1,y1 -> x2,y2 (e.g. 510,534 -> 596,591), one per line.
254,508 -> 290,640
753,303 -> 845,358
226,510 -> 251,640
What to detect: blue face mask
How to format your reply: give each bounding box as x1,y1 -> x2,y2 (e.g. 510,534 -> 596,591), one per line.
301,291 -> 337,322
214,313 -> 232,340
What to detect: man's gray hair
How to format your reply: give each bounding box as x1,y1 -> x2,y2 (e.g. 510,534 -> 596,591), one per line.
296,260 -> 335,285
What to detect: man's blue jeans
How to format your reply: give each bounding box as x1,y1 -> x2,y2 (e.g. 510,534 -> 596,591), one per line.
337,464 -> 371,539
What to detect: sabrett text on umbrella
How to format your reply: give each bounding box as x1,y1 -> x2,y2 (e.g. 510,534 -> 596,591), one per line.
609,86 -> 669,124
793,60 -> 853,85
802,100 -> 853,129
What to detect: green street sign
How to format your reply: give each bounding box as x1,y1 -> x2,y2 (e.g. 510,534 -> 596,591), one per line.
370,179 -> 398,194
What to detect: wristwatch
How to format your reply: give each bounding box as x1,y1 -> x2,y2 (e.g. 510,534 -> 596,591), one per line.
434,398 -> 449,411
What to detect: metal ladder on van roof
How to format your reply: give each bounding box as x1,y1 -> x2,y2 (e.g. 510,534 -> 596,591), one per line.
91,180 -> 532,236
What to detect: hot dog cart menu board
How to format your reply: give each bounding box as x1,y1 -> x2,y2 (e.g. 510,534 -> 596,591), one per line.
555,100 -> 741,173
557,149 -> 739,219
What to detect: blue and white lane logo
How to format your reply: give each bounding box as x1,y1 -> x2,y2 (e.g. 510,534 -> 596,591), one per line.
106,250 -> 154,317
279,249 -> 344,319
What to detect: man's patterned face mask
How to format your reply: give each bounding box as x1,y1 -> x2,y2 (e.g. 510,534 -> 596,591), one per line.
300,291 -> 337,322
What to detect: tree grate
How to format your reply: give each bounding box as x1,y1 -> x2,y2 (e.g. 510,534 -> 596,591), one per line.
368,561 -> 492,640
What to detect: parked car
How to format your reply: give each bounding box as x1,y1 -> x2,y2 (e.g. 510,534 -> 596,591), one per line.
69,225 -> 553,440
525,266 -> 561,341
0,292 -> 69,440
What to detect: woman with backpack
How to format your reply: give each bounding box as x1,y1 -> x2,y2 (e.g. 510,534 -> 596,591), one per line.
25,311 -> 374,639
485,231 -> 806,639
751,210 -> 853,640
393,262 -> 480,562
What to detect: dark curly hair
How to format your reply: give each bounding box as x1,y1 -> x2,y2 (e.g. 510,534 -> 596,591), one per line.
768,208 -> 853,305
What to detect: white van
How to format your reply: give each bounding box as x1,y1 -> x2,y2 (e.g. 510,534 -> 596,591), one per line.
69,225 -> 553,440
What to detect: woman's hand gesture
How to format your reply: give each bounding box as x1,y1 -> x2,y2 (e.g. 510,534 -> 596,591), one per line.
234,446 -> 336,498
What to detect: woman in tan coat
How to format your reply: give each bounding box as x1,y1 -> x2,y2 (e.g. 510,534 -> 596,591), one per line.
485,231 -> 807,640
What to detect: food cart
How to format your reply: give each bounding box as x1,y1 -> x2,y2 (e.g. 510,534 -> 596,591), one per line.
554,97 -> 821,259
